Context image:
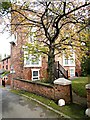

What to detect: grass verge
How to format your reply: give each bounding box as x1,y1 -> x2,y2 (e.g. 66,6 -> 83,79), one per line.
11,89 -> 89,120
72,77 -> 88,97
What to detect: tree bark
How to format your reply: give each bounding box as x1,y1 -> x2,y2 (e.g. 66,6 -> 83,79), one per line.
47,46 -> 55,84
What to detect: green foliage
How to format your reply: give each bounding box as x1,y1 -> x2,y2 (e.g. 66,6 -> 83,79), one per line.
2,71 -> 10,77
81,56 -> 90,76
23,41 -> 48,64
25,41 -> 48,56
0,1 -> 11,14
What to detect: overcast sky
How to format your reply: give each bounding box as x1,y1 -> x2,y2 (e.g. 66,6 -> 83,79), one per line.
0,24 -> 11,59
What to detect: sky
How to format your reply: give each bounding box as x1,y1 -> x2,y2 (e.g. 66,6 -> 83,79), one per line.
0,24 -> 11,59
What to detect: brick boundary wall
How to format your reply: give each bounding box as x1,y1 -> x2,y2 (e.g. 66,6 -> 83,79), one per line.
12,78 -> 72,104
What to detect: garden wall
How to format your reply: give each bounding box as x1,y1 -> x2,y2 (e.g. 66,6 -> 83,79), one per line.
12,78 -> 72,103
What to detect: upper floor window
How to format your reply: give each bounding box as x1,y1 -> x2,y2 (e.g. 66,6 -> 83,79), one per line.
6,65 -> 8,70
63,52 -> 75,66
7,59 -> 8,63
24,51 -> 42,67
65,59 -> 68,65
28,27 -> 36,43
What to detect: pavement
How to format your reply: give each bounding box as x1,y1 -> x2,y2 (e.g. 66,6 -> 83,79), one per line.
69,77 -> 87,107
0,84 -> 87,119
0,85 -> 69,119
72,91 -> 87,107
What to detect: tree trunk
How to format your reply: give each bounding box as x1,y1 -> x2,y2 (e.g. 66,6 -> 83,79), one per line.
47,47 -> 55,84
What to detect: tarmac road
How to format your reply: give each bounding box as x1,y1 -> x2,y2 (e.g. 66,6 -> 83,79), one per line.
1,86 -> 62,119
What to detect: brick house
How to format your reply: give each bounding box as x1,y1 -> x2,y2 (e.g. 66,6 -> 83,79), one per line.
1,56 -> 11,71
0,55 -> 11,85
10,28 -> 77,81
10,34 -> 48,81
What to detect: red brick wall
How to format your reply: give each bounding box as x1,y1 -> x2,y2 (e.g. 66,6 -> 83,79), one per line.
10,25 -> 48,80
10,7 -> 48,81
6,74 -> 11,85
11,43 -> 48,80
75,61 -> 81,76
22,56 -> 48,80
11,43 -> 24,79
13,78 -> 72,103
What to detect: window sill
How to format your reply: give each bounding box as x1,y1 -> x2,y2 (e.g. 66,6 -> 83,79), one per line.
63,64 -> 75,67
24,65 -> 42,67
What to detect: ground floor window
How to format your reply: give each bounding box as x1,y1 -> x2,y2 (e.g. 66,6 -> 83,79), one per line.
70,67 -> 75,77
31,69 -> 40,81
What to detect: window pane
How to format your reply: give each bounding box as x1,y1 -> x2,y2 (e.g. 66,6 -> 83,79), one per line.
70,69 -> 75,77
70,59 -> 74,64
26,59 -> 30,65
31,60 -> 39,65
65,59 -> 68,64
24,51 -> 41,67
6,65 -> 8,70
31,56 -> 39,65
70,69 -> 74,73
33,71 -> 38,76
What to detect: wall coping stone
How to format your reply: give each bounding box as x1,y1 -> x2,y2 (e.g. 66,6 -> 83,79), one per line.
54,78 -> 71,85
86,84 -> 90,89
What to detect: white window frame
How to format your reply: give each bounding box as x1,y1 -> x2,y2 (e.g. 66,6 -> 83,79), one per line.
64,59 -> 69,65
69,67 -> 75,77
63,53 -> 75,66
31,69 -> 40,81
24,51 -> 42,67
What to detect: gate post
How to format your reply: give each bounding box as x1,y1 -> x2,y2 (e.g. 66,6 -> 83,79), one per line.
85,84 -> 90,117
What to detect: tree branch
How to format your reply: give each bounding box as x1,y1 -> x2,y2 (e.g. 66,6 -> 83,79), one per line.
11,9 -> 41,25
